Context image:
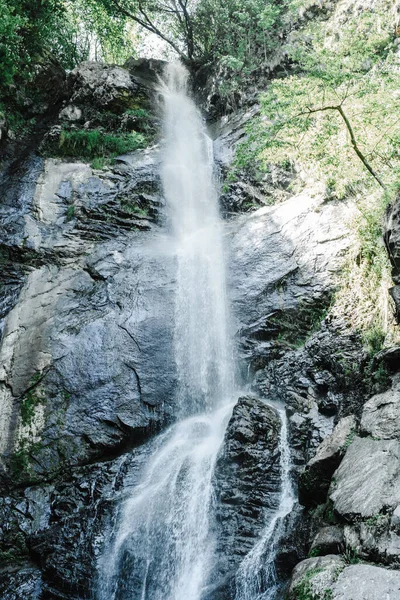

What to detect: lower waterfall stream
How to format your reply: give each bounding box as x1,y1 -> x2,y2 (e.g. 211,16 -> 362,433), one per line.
97,63 -> 294,600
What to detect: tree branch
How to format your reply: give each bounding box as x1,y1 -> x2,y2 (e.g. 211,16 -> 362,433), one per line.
302,104 -> 386,189
106,0 -> 188,60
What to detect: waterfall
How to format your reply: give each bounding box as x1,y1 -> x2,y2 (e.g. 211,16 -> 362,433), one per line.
234,405 -> 295,600
160,62 -> 235,412
97,62 -> 294,600
97,62 -> 236,600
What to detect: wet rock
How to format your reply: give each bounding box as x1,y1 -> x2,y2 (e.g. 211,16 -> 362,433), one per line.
298,415 -> 356,507
228,191 -> 356,368
0,567 -> 42,600
330,436 -> 400,518
0,147 -> 176,480
68,62 -> 139,112
274,504 -> 310,579
124,57 -> 167,88
361,375 -> 400,439
209,396 -> 282,598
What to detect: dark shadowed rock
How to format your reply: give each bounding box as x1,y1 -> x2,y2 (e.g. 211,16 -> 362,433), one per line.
207,395 -> 281,598
0,567 -> 42,600
310,526 -> 344,556
298,415 -> 356,507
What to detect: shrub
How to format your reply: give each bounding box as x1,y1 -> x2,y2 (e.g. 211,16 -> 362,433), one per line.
58,129 -> 147,160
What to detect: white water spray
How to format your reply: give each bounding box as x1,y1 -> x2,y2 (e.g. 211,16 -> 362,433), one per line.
98,62 -> 295,600
98,63 -> 235,600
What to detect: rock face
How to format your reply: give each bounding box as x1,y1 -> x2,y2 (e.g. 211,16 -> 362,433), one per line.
209,396 -> 282,598
0,149 -> 176,484
68,62 -> 140,111
228,190 -> 356,370
299,415 -> 356,507
361,374 -> 400,439
1,55 -> 399,600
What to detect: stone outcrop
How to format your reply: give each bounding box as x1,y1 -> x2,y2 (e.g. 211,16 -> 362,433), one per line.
209,396 -> 282,597
361,374 -> 400,439
299,415 -> 356,507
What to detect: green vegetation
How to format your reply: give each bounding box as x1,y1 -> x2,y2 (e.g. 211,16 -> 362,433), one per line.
57,129 -> 147,160
20,376 -> 44,427
272,297 -> 332,349
344,430 -> 356,450
343,546 -> 360,565
0,531 -> 27,564
234,2 -> 399,193
365,514 -> 388,531
292,567 -> 334,600
0,0 -> 136,92
311,501 -> 337,526
66,205 -> 75,220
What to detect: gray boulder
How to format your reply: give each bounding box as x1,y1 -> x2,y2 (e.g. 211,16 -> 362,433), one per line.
68,62 -> 139,112
361,375 -> 400,439
333,564 -> 400,600
288,555 -> 345,599
330,436 -> 400,518
288,558 -> 400,600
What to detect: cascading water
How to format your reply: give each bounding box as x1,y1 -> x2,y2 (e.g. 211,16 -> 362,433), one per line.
97,62 -> 236,600
235,404 -> 295,600
98,62 -> 295,600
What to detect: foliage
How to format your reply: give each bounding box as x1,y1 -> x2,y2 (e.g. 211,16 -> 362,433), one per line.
57,129 -> 147,160
343,546 -> 360,565
233,2 -> 400,196
94,0 -> 290,69
64,0 -> 138,65
20,376 -> 44,427
66,205 -> 75,220
0,0 -> 137,137
332,191 -> 399,366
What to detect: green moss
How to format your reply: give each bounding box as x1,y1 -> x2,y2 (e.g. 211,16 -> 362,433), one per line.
343,546 -> 360,564
20,387 -> 42,427
344,430 -> 356,449
119,199 -> 149,217
292,568 -> 323,600
0,531 -> 27,564
66,205 -> 75,221
271,297 -> 332,349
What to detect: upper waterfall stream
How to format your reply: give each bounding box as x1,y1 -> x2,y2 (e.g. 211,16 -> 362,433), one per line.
97,62 -> 293,600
